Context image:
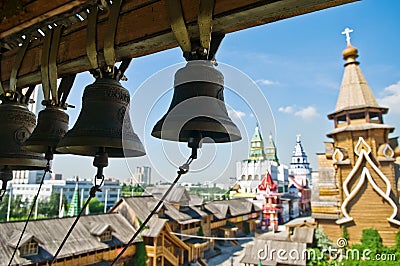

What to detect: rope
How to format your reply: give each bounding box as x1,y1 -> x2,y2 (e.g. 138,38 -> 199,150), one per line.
49,176 -> 104,265
110,155 -> 194,265
8,159 -> 51,266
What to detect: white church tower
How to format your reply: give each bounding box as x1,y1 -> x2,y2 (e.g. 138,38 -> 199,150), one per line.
289,135 -> 312,186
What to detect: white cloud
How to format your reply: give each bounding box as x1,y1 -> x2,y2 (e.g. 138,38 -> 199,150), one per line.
256,79 -> 279,86
378,81 -> 400,114
278,105 -> 319,120
278,106 -> 295,114
228,109 -> 246,119
294,106 -> 319,120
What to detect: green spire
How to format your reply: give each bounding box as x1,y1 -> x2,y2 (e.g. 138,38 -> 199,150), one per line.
249,124 -> 265,160
67,178 -> 81,217
265,133 -> 279,164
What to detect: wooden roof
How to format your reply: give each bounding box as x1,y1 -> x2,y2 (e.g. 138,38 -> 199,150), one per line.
204,198 -> 255,219
0,0 -> 357,89
0,213 -> 139,264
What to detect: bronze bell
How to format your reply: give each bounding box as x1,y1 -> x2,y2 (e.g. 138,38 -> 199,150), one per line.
23,106 -> 69,153
56,77 -> 145,157
152,60 -> 242,143
0,102 -> 47,170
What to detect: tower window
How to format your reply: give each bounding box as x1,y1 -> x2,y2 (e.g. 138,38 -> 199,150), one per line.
349,112 -> 364,120
337,115 -> 346,124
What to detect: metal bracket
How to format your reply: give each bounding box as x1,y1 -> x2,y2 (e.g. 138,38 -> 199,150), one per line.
104,0 -> 123,72
49,26 -> 63,105
40,29 -> 53,103
167,0 -> 218,62
198,0 -> 215,57
87,1 -> 128,80
167,0 -> 191,53
40,26 -> 63,106
86,5 -> 100,75
9,36 -> 30,95
58,74 -> 77,109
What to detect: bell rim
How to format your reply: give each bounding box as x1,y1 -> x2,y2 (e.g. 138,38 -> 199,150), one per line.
56,136 -> 146,157
151,118 -> 242,143
0,157 -> 47,170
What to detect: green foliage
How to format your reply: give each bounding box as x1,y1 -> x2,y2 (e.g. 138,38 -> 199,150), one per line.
0,192 -> 68,222
0,194 -> 9,221
38,193 -> 67,218
342,225 -> 349,241
395,230 -> 400,251
308,228 -> 400,265
197,225 -> 204,236
88,198 -> 104,214
314,227 -> 333,250
360,228 -> 382,250
132,242 -> 148,266
226,221 -> 236,227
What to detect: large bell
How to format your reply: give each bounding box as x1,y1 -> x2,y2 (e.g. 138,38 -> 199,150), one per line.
23,106 -> 69,153
0,102 -> 47,170
56,77 -> 145,157
152,60 -> 242,143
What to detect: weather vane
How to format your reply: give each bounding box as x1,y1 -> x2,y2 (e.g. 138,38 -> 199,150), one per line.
341,27 -> 353,46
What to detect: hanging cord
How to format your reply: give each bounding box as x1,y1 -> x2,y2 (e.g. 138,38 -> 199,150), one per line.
111,154 -> 195,265
7,151 -> 53,266
50,150 -> 107,265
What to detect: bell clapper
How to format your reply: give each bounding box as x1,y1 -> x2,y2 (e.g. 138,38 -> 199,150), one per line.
91,148 -> 108,196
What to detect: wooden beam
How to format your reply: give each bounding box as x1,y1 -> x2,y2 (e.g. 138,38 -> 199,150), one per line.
0,0 -> 93,39
0,0 -> 357,89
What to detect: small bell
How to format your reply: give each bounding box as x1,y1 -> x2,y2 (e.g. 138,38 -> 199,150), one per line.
56,77 -> 145,157
23,106 -> 69,154
0,101 -> 46,170
152,60 -> 242,143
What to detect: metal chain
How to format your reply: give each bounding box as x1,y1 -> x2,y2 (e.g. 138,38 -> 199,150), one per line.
7,158 -> 52,266
49,175 -> 104,265
110,154 -> 195,265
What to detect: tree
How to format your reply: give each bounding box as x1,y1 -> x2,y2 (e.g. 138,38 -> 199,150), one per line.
89,198 -> 104,214
132,242 -> 148,266
0,194 -> 9,221
396,230 -> 400,251
197,225 -> 204,236
360,228 -> 382,250
342,225 -> 349,241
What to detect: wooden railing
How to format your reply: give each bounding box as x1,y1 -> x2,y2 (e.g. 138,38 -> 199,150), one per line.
145,245 -> 178,265
181,227 -> 199,236
163,246 -> 179,265
211,220 -> 227,229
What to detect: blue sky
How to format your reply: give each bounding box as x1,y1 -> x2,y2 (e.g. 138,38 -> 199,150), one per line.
52,0 -> 400,185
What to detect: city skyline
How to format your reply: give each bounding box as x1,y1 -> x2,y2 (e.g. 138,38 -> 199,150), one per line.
50,0 -> 400,184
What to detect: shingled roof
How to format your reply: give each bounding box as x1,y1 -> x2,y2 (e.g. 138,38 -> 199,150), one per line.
204,198 -> 255,219
0,213 -> 140,265
111,196 -> 168,238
